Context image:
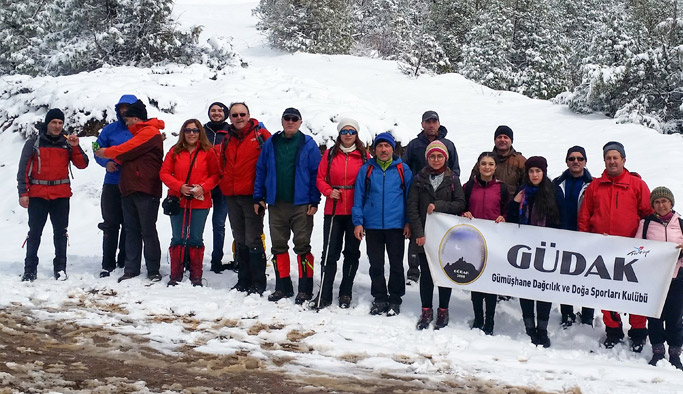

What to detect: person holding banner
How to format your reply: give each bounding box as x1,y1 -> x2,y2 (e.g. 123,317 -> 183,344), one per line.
578,141 -> 652,351
407,140 -> 465,329
637,186 -> 683,368
462,151 -> 509,335
507,156 -> 565,347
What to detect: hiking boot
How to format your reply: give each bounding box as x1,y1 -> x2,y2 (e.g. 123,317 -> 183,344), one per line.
387,303 -> 401,317
309,294 -> 332,309
191,279 -> 203,287
147,272 -> 162,282
55,270 -> 68,281
338,294 -> 352,309
167,280 -> 179,287
536,329 -> 551,348
650,344 -> 666,366
603,334 -> 623,349
99,270 -> 111,278
434,308 -> 449,329
295,292 -> 312,305
406,268 -> 420,284
21,272 -> 36,282
630,337 -> 646,353
231,282 -> 249,293
118,273 -> 138,283
210,260 -> 225,274
416,308 -> 433,330
524,318 -> 538,345
247,286 -> 264,296
670,347 -> 683,369
472,318 -> 484,330
225,260 -> 239,272
561,313 -> 576,329
369,301 -> 388,315
483,318 -> 494,336
268,290 -> 293,302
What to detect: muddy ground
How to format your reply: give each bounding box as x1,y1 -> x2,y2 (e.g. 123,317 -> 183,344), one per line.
0,304 -> 559,394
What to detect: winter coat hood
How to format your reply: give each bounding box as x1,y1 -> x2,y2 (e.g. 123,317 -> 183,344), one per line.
115,94 -> 138,123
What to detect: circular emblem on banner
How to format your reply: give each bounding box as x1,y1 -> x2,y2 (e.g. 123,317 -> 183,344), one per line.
438,224 -> 487,284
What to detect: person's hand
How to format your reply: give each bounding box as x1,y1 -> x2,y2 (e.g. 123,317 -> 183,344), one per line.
513,191 -> 523,203
403,223 -> 411,239
67,134 -> 79,147
427,203 -> 436,214
105,161 -> 118,172
329,189 -> 341,199
495,215 -> 505,223
462,211 -> 473,219
354,225 -> 364,241
677,244 -> 683,249
307,205 -> 317,216
254,201 -> 266,215
416,236 -> 426,246
180,184 -> 193,197
94,148 -> 108,159
191,185 -> 204,199
19,196 -> 29,209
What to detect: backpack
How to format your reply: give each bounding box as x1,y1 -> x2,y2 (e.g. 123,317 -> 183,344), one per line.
28,133 -> 74,178
324,146 -> 367,184
364,160 -> 405,201
641,215 -> 683,239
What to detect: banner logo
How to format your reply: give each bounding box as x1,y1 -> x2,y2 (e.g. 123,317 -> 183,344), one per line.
438,224 -> 487,284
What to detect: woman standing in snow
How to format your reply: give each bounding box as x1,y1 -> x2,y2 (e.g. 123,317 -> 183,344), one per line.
160,119 -> 220,286
638,186 -> 683,368
313,118 -> 369,309
407,140 -> 465,329
462,151 -> 509,335
507,156 -> 565,347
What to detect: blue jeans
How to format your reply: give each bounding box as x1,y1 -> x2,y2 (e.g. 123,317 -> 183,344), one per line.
170,208 -> 210,247
210,187 -> 228,262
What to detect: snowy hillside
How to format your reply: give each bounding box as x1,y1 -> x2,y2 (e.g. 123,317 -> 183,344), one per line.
2,0 -> 683,392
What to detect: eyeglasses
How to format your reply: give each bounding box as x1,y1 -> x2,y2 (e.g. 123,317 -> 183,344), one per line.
567,157 -> 585,162
231,113 -> 248,118
428,155 -> 445,161
339,129 -> 357,135
283,116 -> 300,122
184,128 -> 200,134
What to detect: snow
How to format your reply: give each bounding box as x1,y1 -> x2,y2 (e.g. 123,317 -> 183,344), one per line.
1,0 -> 683,392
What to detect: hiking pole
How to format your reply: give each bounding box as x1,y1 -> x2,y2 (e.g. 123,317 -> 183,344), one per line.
315,195 -> 338,310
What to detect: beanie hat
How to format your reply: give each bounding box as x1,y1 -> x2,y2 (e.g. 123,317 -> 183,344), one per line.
603,141 -> 625,158
425,140 -> 448,160
525,156 -> 548,173
125,100 -> 148,121
282,107 -> 302,118
374,132 -> 395,150
566,145 -> 587,162
650,186 -> 675,207
494,125 -> 513,142
207,102 -> 228,122
337,118 -> 360,133
45,108 -> 65,125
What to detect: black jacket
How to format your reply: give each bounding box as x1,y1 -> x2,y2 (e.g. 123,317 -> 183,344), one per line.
402,126 -> 460,177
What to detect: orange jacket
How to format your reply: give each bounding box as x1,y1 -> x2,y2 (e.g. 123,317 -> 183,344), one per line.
218,119 -> 271,196
160,147 -> 220,209
578,168 -> 653,237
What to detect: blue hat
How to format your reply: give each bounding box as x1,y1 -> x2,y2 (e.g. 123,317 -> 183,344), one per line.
374,132 -> 395,150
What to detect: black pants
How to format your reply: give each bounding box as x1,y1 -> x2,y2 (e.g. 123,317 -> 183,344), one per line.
24,197 -> 69,275
649,277 -> 683,347
100,183 -> 126,271
520,298 -> 552,322
418,253 -> 451,309
366,229 -> 405,305
471,291 -> 497,322
121,192 -> 161,276
226,195 -> 267,290
320,214 -> 361,299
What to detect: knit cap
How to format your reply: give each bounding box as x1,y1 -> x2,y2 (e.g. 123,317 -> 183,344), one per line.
425,140 -> 448,160
566,145 -> 587,161
525,156 -> 548,173
374,132 -> 395,149
125,100 -> 148,121
650,186 -> 675,207
603,141 -> 626,158
337,118 -> 360,133
207,102 -> 228,122
494,125 -> 513,142
45,108 -> 65,125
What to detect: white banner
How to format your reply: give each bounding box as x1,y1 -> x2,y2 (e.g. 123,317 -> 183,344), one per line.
424,213 -> 680,318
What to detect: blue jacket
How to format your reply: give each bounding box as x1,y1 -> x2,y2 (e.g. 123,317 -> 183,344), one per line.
94,95 -> 137,184
352,157 -> 413,230
254,130 -> 321,206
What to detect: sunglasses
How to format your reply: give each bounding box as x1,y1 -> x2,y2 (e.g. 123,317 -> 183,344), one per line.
339,129 -> 357,135
282,115 -> 300,122
567,157 -> 585,162
231,113 -> 248,118
184,128 -> 200,134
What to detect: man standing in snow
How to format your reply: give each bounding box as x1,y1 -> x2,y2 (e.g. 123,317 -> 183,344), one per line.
95,100 -> 165,283
473,125 -> 526,196
353,132 -> 412,317
578,141 -> 652,351
402,110 -> 460,283
94,94 -> 137,278
254,107 -> 321,304
17,108 -> 89,281
553,145 -> 594,327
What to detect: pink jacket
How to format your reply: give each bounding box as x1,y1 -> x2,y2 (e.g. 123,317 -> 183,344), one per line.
637,212 -> 683,278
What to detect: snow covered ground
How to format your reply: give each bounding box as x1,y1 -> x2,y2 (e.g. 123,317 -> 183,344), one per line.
2,0 -> 683,392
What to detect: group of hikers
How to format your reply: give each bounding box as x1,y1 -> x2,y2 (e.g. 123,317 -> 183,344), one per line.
16,97 -> 683,369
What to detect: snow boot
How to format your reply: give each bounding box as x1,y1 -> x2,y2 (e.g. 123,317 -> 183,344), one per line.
169,245 -> 184,284
483,313 -> 495,336
561,312 -> 576,329
524,318 -> 538,345
248,245 -> 267,295
416,308 -> 433,330
188,246 -> 204,287
269,254 -> 294,301
232,244 -> 251,292
628,327 -> 648,353
369,300 -> 388,315
649,343 -> 666,366
670,347 -> 683,370
536,320 -> 551,348
434,308 -> 449,329
296,253 -> 314,305
387,303 -> 401,317
338,294 -> 352,309
603,325 -> 625,349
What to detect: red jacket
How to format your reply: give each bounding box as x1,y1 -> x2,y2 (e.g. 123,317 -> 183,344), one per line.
160,147 -> 220,209
316,147 -> 369,216
578,168 -> 653,237
464,176 -> 509,221
218,118 -> 271,196
104,118 -> 165,198
17,133 -> 88,199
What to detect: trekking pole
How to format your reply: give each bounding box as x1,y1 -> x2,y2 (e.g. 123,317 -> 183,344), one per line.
315,194 -> 338,310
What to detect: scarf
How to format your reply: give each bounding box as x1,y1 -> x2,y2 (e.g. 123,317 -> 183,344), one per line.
339,144 -> 356,154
